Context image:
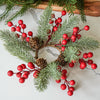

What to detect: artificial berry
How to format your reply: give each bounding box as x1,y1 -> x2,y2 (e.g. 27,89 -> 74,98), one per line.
84,25 -> 90,31
18,20 -> 23,25
80,62 -> 87,69
70,80 -> 75,85
7,70 -> 14,76
73,32 -> 78,36
17,65 -> 23,71
15,34 -> 20,38
11,27 -> 16,32
56,79 -> 61,83
26,37 -> 30,42
87,59 -> 93,65
16,26 -> 21,32
28,31 -> 33,36
62,40 -> 67,45
83,53 -> 88,59
61,46 -> 66,51
21,24 -> 26,29
57,17 -> 62,23
24,71 -> 30,75
22,33 -> 27,38
71,35 -> 76,40
21,64 -> 26,69
60,84 -> 66,90
19,77 -> 25,83
49,19 -> 54,24
62,69 -> 67,75
77,34 -> 81,39
16,72 -> 22,78
61,74 -> 67,80
73,27 -> 79,33
23,74 -> 28,79
69,87 -> 75,92
88,52 -> 93,58
53,26 -> 57,32
33,71 -> 39,78
79,59 -> 85,63
7,22 -> 13,27
55,19 -> 58,25
63,34 -> 68,39
91,63 -> 97,69
69,62 -> 74,68
27,62 -> 35,69
67,90 -> 73,96
62,10 -> 66,16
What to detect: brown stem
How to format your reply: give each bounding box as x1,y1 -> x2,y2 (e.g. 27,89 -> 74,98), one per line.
35,49 -> 39,59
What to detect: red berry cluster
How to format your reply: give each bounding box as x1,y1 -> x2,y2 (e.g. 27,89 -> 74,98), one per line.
7,20 -> 33,42
7,62 -> 40,83
56,66 -> 76,96
79,52 -> 97,70
60,25 -> 90,52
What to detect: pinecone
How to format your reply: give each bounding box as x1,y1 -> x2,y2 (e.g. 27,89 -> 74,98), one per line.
56,54 -> 67,66
29,37 -> 42,50
36,58 -> 47,69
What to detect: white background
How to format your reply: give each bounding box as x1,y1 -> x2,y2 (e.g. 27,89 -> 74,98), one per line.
0,6 -> 100,100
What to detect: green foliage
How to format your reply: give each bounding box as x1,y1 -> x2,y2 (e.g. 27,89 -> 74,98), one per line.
37,6 -> 52,40
0,30 -> 35,63
51,16 -> 79,43
34,62 -> 61,91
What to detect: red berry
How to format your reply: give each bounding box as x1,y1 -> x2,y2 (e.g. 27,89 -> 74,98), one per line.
18,20 -> 23,25
11,27 -> 16,32
73,32 -> 78,36
17,65 -> 23,71
67,90 -> 73,96
24,71 -> 30,75
16,72 -> 22,78
87,59 -> 93,65
49,19 -> 54,24
48,35 -> 51,40
61,74 -> 67,80
55,19 -> 58,25
88,52 -> 93,58
73,27 -> 79,33
62,10 -> 66,16
79,59 -> 85,63
62,40 -> 67,45
28,31 -> 33,36
7,22 -> 13,27
91,63 -> 97,69
61,46 -> 66,51
57,17 -> 62,23
16,26 -> 21,32
53,26 -> 57,32
21,64 -> 26,69
60,84 -> 66,90
26,37 -> 30,42
69,62 -> 74,68
69,87 -> 75,92
63,34 -> 68,39
22,33 -> 27,38
27,62 -> 35,69
83,53 -> 88,59
7,70 -> 14,76
71,60 -> 76,63
62,69 -> 67,74
70,80 -> 75,85
19,77 -> 25,83
33,71 -> 39,78
23,74 -> 28,79
80,62 -> 87,69
21,24 -> 26,29
77,34 -> 81,39
84,25 -> 90,31
16,34 -> 20,38
56,79 -> 61,83
71,35 -> 76,40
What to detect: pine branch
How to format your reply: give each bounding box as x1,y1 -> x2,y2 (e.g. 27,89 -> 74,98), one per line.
37,6 -> 52,40
0,30 -> 35,63
51,16 -> 79,43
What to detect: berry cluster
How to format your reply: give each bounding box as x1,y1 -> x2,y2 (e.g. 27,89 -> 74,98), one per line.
79,52 -> 97,70
7,62 -> 40,83
7,20 -> 33,42
56,66 -> 76,96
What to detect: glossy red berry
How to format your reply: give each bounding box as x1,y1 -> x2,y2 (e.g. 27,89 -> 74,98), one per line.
77,34 -> 81,39
23,74 -> 28,79
73,32 -> 78,36
16,26 -> 21,32
61,46 -> 66,51
18,20 -> 23,25
84,25 -> 90,31
33,71 -> 39,78
88,52 -> 93,58
67,90 -> 73,96
7,22 -> 13,27
53,26 -> 57,32
80,62 -> 87,69
79,59 -> 85,63
60,84 -> 66,90
61,74 -> 67,80
7,70 -> 14,76
83,53 -> 88,59
62,69 -> 67,74
55,19 -> 58,25
24,71 -> 30,75
17,65 -> 23,71
27,62 -> 35,69
26,37 -> 30,42
21,24 -> 26,29
49,19 -> 54,24
22,33 -> 27,38
62,10 -> 66,16
73,27 -> 79,33
69,87 -> 75,92
28,31 -> 33,36
21,64 -> 26,69
70,80 -> 75,85
57,17 -> 62,23
11,27 -> 16,32
87,59 -> 93,65
71,35 -> 76,40
69,62 -> 74,68
62,40 -> 67,45
63,34 -> 68,39
16,72 -> 22,78
19,77 -> 25,83
56,79 -> 61,83
91,63 -> 97,69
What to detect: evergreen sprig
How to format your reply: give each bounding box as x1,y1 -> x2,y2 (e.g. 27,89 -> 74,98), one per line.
0,30 -> 35,63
